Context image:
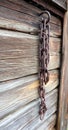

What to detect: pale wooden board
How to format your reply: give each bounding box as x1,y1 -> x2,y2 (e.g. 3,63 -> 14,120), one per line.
15,104 -> 57,130
0,16 -> 61,37
0,106 -> 57,130
0,89 -> 57,129
0,17 -> 61,37
0,70 -> 59,118
0,54 -> 60,81
0,30 -> 61,58
0,70 -> 59,93
36,114 -> 56,130
0,30 -> 61,81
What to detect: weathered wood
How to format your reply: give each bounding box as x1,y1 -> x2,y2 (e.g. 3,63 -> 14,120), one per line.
0,103 -> 57,130
0,54 -> 60,81
0,108 -> 57,130
0,1 -> 62,130
0,2 -> 62,37
31,0 -> 64,17
17,105 -> 57,130
0,30 -> 60,81
57,12 -> 68,130
0,114 -> 56,130
0,0 -> 61,25
0,70 -> 59,92
0,30 -> 61,59
51,0 -> 67,10
36,114 -> 56,130
0,89 -> 57,128
0,70 -> 59,118
0,75 -> 58,120
0,16 -> 61,37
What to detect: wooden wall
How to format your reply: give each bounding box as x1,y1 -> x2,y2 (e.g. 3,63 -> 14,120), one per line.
0,0 -> 62,130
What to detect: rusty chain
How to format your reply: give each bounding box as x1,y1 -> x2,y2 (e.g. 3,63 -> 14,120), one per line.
38,11 -> 51,120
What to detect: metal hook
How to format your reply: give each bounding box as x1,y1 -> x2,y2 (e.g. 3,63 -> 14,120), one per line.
39,10 -> 51,24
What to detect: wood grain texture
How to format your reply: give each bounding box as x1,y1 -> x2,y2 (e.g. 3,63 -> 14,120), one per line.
0,70 -> 59,119
31,0 -> 64,17
11,105 -> 57,130
57,12 -> 68,130
0,0 -> 62,37
0,16 -> 61,37
0,54 -> 60,81
36,114 -> 56,130
0,0 -> 60,23
51,0 -> 67,10
0,70 -> 59,92
0,89 -> 57,129
0,107 -> 57,130
0,29 -> 61,81
0,30 -> 61,59
0,1 -> 62,130
0,0 -> 62,25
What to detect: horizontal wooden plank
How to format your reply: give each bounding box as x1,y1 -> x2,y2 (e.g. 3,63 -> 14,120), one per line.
0,70 -> 59,92
0,30 -> 61,59
13,104 -> 57,130
0,1 -> 61,130
0,106 -> 56,129
36,114 -> 56,130
0,89 -> 57,129
0,0 -> 61,24
31,0 -> 64,17
0,114 -> 56,130
0,57 -> 60,79
0,3 -> 61,37
0,16 -> 61,37
0,0 -> 63,23
0,54 -> 60,81
0,70 -> 59,118
0,0 -> 61,25
0,20 -> 61,38
0,30 -> 60,81
51,0 -> 67,10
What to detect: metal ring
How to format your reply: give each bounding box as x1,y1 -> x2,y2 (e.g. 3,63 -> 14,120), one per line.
39,10 -> 51,23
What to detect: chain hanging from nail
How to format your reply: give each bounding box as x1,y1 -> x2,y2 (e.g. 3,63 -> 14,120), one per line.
38,11 -> 51,120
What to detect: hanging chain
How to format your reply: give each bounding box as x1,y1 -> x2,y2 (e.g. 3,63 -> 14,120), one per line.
38,11 -> 51,120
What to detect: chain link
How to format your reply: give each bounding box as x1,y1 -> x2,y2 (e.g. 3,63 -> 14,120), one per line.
39,11 -> 50,120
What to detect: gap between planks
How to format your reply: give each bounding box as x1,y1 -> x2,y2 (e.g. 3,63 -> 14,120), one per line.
0,0 -> 62,26
0,17 -> 61,37
0,70 -> 59,119
0,29 -> 61,81
0,89 -> 57,129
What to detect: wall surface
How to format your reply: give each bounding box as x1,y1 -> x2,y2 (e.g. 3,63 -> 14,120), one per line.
0,0 -> 62,130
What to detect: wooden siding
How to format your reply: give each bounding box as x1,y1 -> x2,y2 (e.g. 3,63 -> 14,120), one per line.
0,0 -> 62,130
57,11 -> 68,130
51,0 -> 67,10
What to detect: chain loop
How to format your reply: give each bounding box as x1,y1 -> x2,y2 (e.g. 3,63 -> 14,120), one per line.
39,11 -> 51,120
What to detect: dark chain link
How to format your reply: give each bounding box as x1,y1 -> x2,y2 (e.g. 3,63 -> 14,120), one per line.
39,11 -> 50,120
